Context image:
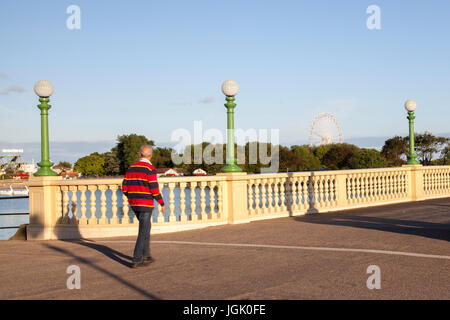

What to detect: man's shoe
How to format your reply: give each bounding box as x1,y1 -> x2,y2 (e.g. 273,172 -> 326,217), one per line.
130,262 -> 144,269
143,256 -> 155,266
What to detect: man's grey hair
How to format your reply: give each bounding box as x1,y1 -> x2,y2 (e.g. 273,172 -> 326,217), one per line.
140,145 -> 153,157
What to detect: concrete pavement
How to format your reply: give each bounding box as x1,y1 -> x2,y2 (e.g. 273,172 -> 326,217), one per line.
0,197 -> 449,299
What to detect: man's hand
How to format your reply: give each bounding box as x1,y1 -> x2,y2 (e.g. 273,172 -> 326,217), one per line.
160,205 -> 166,212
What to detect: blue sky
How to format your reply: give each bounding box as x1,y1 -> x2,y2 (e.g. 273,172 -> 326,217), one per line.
1,0 -> 449,163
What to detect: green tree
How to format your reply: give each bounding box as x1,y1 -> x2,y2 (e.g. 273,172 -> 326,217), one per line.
153,147 -> 175,168
180,142 -> 225,175
100,149 -> 120,176
74,153 -> 105,176
381,136 -> 408,166
415,132 -> 447,165
321,143 -> 359,170
291,145 -> 321,171
243,142 -> 273,173
312,144 -> 333,164
276,146 -> 302,172
116,134 -> 155,174
57,161 -> 72,169
348,148 -> 387,169
440,139 -> 450,165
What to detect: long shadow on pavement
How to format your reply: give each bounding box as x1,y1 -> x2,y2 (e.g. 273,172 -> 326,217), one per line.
43,243 -> 161,300
63,239 -> 133,268
293,200 -> 450,242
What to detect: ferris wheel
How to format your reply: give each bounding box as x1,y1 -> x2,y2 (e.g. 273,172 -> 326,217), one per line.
309,113 -> 344,147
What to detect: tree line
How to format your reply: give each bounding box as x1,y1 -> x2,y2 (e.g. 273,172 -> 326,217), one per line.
68,132 -> 449,177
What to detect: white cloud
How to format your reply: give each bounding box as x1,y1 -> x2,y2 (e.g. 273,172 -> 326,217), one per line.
198,96 -> 215,104
0,85 -> 25,95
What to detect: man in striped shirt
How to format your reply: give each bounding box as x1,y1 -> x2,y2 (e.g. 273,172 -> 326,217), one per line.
122,145 -> 165,268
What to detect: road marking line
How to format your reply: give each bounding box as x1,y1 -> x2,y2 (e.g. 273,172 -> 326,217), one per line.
96,240 -> 450,260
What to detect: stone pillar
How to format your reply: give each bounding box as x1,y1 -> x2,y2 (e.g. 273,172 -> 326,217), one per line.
217,172 -> 249,224
335,172 -> 348,209
403,164 -> 424,201
27,176 -> 62,240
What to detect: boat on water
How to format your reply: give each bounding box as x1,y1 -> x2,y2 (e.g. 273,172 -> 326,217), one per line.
0,185 -> 29,196
0,186 -> 13,196
13,186 -> 29,195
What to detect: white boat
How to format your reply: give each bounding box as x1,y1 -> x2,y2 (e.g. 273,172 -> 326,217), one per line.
13,186 -> 29,196
0,186 -> 14,196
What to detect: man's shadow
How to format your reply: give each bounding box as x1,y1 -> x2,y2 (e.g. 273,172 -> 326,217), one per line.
54,214 -> 134,268
65,238 -> 134,268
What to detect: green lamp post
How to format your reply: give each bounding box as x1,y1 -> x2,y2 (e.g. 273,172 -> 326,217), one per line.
34,80 -> 58,176
404,99 -> 420,165
221,80 -> 242,173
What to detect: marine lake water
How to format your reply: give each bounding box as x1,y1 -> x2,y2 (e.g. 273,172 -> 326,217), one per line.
0,187 -> 220,240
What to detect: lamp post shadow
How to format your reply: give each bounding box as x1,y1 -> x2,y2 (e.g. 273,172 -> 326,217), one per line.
284,171 -> 320,217
292,199 -> 450,242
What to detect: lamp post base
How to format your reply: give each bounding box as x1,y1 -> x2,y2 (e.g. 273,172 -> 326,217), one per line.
34,168 -> 59,177
221,163 -> 243,173
406,155 -> 420,165
34,160 -> 58,177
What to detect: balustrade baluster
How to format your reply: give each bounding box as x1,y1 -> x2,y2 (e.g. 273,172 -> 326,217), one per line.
248,180 -> 255,216
301,177 -> 308,210
122,188 -> 130,225
61,186 -> 70,224
110,185 -> 119,225
190,182 -> 197,221
371,174 -> 376,203
272,179 -> 279,213
347,175 -> 353,204
88,185 -> 97,224
324,176 -> 330,207
260,179 -> 267,214
395,173 -> 400,198
168,183 -> 176,222
217,182 -> 223,219
291,178 -> 297,211
98,185 -> 108,224
279,179 -> 286,212
364,174 -> 370,202
388,173 -> 393,199
69,186 -> 78,224
208,181 -> 216,220
270,179 -> 276,213
55,186 -> 63,224
78,186 -> 87,225
357,174 -> 363,203
373,173 -> 378,201
382,173 -> 388,199
179,182 -> 187,222
254,181 -> 261,215
199,182 -> 207,220
285,180 -> 292,212
332,177 -> 337,206
307,177 -> 313,210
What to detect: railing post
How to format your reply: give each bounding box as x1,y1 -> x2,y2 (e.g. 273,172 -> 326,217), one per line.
217,172 -> 249,224
335,172 -> 348,209
27,176 -> 62,240
403,164 -> 425,201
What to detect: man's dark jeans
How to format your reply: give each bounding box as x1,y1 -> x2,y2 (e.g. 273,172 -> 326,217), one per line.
133,209 -> 153,263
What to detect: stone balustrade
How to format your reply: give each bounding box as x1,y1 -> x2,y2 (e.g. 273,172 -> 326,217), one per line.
26,165 -> 450,240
